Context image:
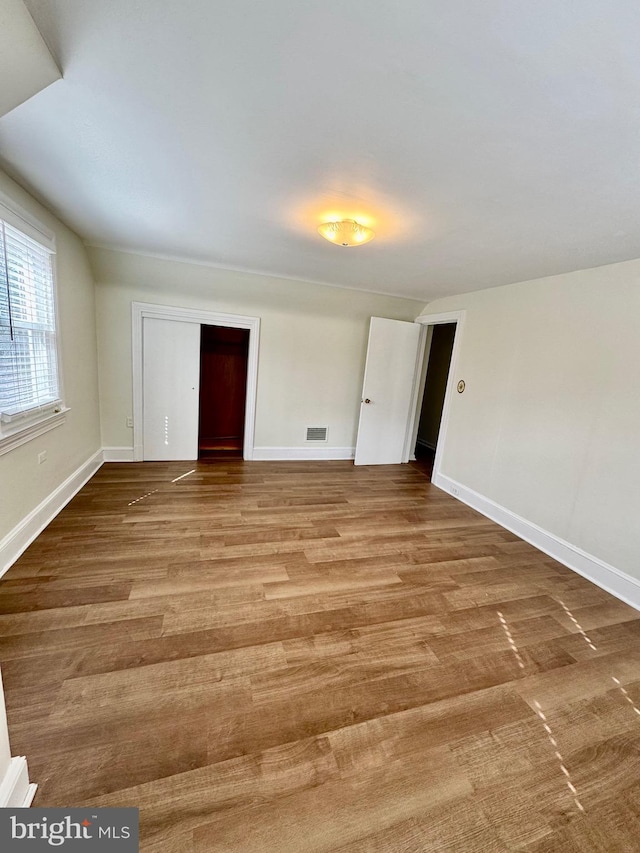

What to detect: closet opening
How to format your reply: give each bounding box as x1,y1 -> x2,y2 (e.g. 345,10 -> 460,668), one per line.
198,325 -> 250,459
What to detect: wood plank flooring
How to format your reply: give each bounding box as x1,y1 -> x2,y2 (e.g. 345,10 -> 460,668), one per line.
2,460 -> 640,851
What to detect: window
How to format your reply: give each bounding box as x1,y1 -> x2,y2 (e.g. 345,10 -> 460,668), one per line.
0,197 -> 65,454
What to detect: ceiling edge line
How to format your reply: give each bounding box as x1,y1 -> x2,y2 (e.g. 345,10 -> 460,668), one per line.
83,240 -> 426,303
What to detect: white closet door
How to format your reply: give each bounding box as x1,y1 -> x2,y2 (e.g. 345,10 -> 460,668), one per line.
142,318 -> 200,460
354,317 -> 423,465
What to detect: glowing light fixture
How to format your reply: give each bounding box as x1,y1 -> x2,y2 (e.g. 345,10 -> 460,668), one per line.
317,219 -> 375,247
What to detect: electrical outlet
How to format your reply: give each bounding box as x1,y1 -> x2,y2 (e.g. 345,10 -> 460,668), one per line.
126,417 -> 133,428
37,451 -> 47,464
450,485 -> 459,496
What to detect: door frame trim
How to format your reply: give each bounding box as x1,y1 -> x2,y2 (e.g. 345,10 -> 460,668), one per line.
403,310 -> 465,480
132,302 -> 260,461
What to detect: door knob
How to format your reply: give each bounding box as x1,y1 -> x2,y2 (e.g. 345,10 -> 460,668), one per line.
363,398 -> 371,404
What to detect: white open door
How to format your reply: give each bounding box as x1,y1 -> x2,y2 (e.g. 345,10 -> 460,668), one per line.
354,317 -> 423,465
142,317 -> 201,460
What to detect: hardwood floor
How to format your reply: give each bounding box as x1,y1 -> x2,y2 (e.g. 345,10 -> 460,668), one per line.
2,460 -> 640,851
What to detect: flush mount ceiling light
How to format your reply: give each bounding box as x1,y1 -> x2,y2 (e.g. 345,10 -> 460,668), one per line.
317,219 -> 375,247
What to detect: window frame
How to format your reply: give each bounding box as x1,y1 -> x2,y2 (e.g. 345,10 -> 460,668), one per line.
0,191 -> 67,456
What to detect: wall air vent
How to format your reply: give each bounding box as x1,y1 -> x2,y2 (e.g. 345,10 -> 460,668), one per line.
306,426 -> 328,442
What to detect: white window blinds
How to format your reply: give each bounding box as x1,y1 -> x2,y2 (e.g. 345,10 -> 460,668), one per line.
0,219 -> 60,422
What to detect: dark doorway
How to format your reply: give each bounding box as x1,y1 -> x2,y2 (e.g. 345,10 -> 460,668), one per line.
198,325 -> 250,458
414,323 -> 456,477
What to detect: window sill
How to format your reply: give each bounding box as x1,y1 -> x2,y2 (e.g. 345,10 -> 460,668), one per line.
0,408 -> 69,456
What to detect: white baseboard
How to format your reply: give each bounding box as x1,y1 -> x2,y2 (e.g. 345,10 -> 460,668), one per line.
433,472 -> 640,611
252,446 -> 355,461
0,449 -> 103,579
104,447 -> 354,462
103,446 -> 135,462
0,757 -> 37,807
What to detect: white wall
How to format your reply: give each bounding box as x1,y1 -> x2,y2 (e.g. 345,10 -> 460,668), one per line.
90,247 -> 424,454
0,665 -> 35,806
0,669 -> 10,787
425,258 -> 640,581
0,170 -> 101,543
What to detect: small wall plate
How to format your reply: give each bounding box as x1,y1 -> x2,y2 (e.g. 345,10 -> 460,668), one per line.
457,380 -> 466,393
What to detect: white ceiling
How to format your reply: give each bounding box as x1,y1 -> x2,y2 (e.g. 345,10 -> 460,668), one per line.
2,1 -> 640,301
0,0 -> 60,117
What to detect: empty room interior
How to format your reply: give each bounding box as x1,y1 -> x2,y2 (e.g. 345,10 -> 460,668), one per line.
2,1 -> 640,850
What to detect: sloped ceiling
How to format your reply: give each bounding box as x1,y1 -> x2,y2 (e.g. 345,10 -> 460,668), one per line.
0,0 -> 60,118
1,1 -> 640,300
